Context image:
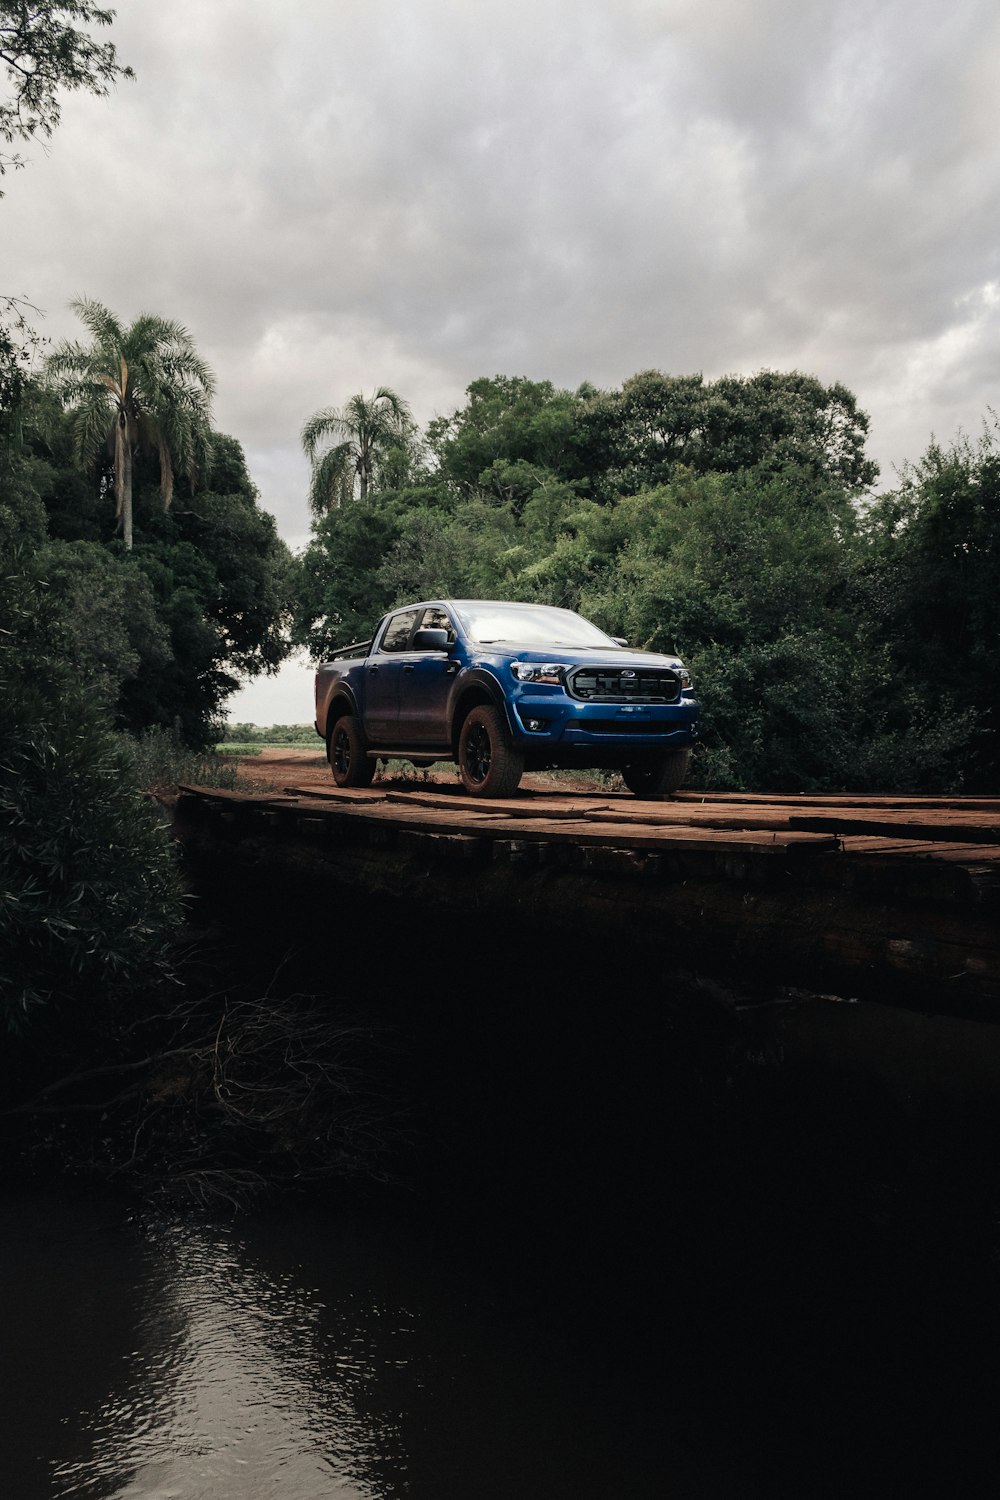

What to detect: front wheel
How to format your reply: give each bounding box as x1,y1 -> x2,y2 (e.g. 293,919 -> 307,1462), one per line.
621,748 -> 691,798
458,705 -> 524,797
328,715 -> 375,788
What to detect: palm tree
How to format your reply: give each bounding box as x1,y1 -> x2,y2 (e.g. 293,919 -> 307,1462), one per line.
301,386 -> 413,516
46,298 -> 216,550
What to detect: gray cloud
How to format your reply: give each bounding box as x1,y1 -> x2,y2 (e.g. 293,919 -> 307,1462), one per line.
5,0 -> 999,548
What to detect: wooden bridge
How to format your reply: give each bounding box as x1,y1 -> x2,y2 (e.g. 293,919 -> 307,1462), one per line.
171,769 -> 1000,1022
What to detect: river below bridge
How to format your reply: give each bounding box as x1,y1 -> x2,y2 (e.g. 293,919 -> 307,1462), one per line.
5,1183 -> 734,1500
5,853 -> 1000,1497
5,1040 -> 1000,1498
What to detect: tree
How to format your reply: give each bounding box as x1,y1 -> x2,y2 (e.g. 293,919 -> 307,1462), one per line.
0,552 -> 182,1030
580,465 -> 864,790
33,536 -> 170,708
292,502 -> 401,658
426,375 -> 586,495
1,1 -> 132,189
853,427 -> 1000,790
9,390 -> 292,745
302,386 -> 414,515
580,370 -> 878,499
109,432 -> 293,745
45,298 -> 216,550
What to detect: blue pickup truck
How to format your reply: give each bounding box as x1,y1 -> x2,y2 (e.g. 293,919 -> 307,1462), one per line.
314,599 -> 699,798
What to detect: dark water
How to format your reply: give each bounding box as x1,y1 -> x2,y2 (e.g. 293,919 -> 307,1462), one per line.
1,1185 -> 733,1500
5,1050 -> 1000,1499
5,862 -> 1000,1498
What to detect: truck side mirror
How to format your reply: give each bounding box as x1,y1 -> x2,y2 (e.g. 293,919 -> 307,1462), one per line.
413,627 -> 450,652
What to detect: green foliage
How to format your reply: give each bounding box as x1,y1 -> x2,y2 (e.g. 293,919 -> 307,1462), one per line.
222,723 -> 317,746
376,506 -> 475,603
302,386 -> 415,514
0,456 -> 48,547
33,537 -> 170,708
45,298 -> 216,550
14,387 -> 293,746
580,369 -> 878,499
0,559 -> 183,1030
852,427 -> 1000,789
179,487 -> 291,677
0,2 -> 132,187
586,467 -> 855,646
116,726 -> 242,792
427,375 -> 586,494
292,501 -> 401,657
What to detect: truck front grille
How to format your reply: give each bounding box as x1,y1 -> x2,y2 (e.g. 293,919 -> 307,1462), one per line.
575,718 -> 669,734
568,667 -> 681,703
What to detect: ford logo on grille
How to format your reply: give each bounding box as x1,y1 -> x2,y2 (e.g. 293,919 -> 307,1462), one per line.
621,669 -> 636,678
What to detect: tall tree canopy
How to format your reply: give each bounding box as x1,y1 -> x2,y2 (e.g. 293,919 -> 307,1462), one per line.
45,298 -> 216,549
5,378 -> 292,745
302,386 -> 414,515
578,369 -> 879,499
426,375 -> 586,496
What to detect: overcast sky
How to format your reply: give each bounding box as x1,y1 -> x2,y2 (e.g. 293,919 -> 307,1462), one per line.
5,0 -> 999,720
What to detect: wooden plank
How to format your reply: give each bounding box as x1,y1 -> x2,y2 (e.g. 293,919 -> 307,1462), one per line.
178,783 -> 290,803
178,784 -> 999,867
674,791 -> 1000,810
839,836 -> 1000,865
581,805 -> 818,833
789,814 -> 1000,846
284,798 -> 838,853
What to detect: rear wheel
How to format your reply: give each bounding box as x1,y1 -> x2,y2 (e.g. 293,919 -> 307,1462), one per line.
328,714 -> 375,788
621,748 -> 691,798
458,704 -> 524,797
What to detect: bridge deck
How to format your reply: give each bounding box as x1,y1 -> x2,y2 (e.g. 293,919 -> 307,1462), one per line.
170,770 -> 1000,1019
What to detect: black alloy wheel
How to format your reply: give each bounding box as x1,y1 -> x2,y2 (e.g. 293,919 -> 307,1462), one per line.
329,715 -> 375,788
458,704 -> 524,797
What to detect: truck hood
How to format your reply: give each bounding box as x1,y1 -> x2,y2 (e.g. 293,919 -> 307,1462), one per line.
477,644 -> 688,671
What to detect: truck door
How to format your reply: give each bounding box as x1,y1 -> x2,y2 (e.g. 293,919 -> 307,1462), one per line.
397,606 -> 458,746
364,607 -> 419,742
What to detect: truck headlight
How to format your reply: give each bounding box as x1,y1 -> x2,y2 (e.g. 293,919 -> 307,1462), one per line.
511,662 -> 566,684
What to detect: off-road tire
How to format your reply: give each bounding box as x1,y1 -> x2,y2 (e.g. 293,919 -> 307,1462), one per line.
458,704 -> 524,797
621,748 -> 691,798
328,714 -> 375,788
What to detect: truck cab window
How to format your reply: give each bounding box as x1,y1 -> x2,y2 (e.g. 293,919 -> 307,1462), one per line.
380,609 -> 419,652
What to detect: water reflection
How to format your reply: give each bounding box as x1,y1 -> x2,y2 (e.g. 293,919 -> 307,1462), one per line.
48,1219 -> 407,1499
1,1191 -> 693,1500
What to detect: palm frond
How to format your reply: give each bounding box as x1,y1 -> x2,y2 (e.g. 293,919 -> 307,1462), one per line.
301,407 -> 348,460
309,442 -> 354,517
69,297 -> 124,349
301,386 -> 413,506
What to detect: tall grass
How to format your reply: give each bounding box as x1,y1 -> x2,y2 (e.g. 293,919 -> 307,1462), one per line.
117,726 -> 243,793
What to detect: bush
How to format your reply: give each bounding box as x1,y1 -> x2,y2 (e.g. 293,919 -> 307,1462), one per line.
117,725 -> 242,793
0,562 -> 185,1030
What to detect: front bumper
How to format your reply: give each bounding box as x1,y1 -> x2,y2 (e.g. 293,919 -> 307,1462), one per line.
508,690 -> 699,750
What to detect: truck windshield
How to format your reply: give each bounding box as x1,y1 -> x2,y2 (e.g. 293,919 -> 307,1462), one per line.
455,603 -> 616,648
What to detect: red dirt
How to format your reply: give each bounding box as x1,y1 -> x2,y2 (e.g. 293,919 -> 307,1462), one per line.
232,747 -> 609,797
